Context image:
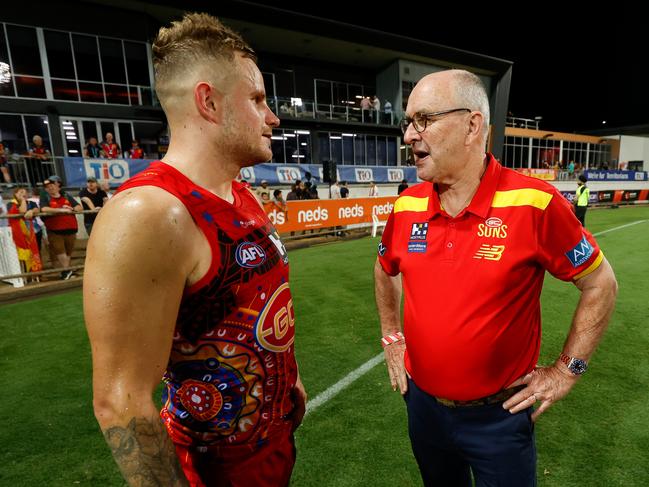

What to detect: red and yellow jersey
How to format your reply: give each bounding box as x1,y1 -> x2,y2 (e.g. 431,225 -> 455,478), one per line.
42,194 -> 78,232
129,147 -> 144,159
378,154 -> 602,401
101,142 -> 120,159
117,161 -> 297,451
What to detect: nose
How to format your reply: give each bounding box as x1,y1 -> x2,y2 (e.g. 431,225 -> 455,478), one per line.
403,123 -> 420,145
266,104 -> 280,128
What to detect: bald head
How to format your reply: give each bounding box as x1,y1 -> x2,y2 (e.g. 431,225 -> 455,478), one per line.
414,70 -> 490,139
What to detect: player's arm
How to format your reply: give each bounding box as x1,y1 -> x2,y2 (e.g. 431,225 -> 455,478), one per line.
505,258 -> 617,420
84,187 -> 197,486
374,259 -> 407,394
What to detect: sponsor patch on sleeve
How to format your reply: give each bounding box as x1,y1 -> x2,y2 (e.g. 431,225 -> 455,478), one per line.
565,235 -> 594,267
378,242 -> 387,256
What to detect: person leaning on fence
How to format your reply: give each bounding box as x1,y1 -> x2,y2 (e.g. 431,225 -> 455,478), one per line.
40,177 -> 82,280
375,69 -> 618,487
6,186 -> 42,276
84,12 -> 306,487
78,176 -> 108,236
0,141 -> 13,186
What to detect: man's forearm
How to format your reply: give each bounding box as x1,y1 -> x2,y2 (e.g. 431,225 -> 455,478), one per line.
562,263 -> 617,361
374,260 -> 402,335
102,416 -> 188,487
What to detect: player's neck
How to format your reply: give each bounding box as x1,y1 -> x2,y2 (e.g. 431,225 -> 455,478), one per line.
162,139 -> 240,203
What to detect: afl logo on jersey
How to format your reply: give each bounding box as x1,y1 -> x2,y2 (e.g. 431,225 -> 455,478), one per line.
255,283 -> 295,352
235,242 -> 267,268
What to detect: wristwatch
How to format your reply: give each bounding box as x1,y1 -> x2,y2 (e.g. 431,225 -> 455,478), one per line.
559,353 -> 588,375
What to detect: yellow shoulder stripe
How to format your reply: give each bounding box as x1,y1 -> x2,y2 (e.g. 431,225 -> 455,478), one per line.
491,189 -> 553,210
394,196 -> 429,213
573,251 -> 604,281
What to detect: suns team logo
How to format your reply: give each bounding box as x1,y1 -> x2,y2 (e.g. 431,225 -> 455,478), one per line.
477,217 -> 508,239
255,283 -> 295,352
235,242 -> 267,268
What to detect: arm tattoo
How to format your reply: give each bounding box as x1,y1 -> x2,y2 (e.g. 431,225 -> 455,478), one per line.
103,417 -> 188,487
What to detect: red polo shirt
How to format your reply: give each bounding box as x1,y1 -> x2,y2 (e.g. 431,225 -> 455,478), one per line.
378,154 -> 602,400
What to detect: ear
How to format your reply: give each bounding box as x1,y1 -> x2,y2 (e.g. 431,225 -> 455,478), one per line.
194,81 -> 224,124
465,111 -> 485,145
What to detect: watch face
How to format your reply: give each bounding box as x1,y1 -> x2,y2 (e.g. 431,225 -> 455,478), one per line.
569,358 -> 588,375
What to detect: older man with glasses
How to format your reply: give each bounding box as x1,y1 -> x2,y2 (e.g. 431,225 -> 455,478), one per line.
374,69 -> 617,486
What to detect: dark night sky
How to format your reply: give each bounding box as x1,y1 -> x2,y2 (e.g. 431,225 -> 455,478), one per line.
272,2 -> 646,134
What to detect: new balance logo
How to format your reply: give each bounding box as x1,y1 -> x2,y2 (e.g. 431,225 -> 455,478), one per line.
473,244 -> 506,261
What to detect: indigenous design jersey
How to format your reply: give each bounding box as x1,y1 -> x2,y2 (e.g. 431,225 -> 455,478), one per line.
378,154 -> 603,401
117,161 -> 297,450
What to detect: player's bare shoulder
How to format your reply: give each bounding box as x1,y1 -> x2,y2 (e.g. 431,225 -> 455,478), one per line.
88,186 -> 202,278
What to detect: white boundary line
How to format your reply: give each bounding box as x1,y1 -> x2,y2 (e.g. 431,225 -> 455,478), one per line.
305,219 -> 648,415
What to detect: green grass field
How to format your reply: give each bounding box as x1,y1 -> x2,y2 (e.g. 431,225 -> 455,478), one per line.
1,206 -> 648,486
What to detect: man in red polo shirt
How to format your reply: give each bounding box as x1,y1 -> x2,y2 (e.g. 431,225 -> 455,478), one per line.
375,70 -> 617,487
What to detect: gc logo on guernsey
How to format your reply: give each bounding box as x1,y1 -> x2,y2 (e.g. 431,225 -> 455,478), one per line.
255,283 -> 295,352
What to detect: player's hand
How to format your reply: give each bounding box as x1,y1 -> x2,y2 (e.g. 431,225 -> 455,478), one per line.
503,365 -> 580,422
384,341 -> 408,395
290,375 -> 307,432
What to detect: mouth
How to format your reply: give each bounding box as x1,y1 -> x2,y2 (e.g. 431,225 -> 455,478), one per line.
412,147 -> 430,164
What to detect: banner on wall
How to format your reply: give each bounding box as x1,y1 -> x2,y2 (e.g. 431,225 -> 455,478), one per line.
584,170 -> 648,181
62,158 -> 418,187
264,196 -> 397,233
561,189 -> 649,204
515,168 -> 556,180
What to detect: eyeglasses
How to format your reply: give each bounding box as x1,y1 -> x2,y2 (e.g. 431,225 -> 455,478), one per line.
400,108 -> 471,134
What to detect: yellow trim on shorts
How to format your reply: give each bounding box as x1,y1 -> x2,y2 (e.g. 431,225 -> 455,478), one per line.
573,251 -> 604,280
394,196 -> 429,213
491,189 -> 553,210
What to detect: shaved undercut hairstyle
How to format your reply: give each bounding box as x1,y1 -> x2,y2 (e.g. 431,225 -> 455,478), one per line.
152,12 -> 256,107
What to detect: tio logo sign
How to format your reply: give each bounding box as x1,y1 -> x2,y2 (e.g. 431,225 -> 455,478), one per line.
239,167 -> 256,183
388,169 -> 404,182
276,166 -> 302,184
85,159 -> 130,183
355,168 -> 373,182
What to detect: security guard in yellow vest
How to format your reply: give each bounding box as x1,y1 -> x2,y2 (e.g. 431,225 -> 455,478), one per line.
574,174 -> 590,226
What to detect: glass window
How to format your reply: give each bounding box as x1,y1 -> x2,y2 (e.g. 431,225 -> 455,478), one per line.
296,132 -> 311,164
388,138 -> 398,166
315,80 -> 331,105
52,79 -> 78,101
62,119 -> 81,156
73,34 -> 101,82
284,132 -> 299,163
24,115 -> 51,152
0,113 -> 27,153
133,121 -> 163,159
377,137 -> 387,166
330,134 -> 342,164
366,136 -> 376,165
105,84 -> 129,105
79,81 -> 105,103
15,76 -> 46,98
0,26 -> 15,97
6,25 -> 42,76
117,122 -> 132,153
124,41 -> 149,86
354,136 -> 365,165
82,121 -> 98,141
262,72 -> 275,98
342,135 -> 353,164
99,38 -> 126,84
44,30 -> 75,79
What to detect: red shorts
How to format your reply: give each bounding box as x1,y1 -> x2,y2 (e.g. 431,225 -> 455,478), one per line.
174,428 -> 296,487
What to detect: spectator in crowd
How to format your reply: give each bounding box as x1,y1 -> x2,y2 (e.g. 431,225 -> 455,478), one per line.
7,186 -> 42,275
384,100 -> 393,124
84,137 -> 102,158
259,191 -> 271,203
286,183 -> 299,201
340,180 -> 349,198
574,174 -> 590,226
369,181 -> 380,197
273,189 -> 287,211
0,141 -> 13,185
79,176 -> 108,236
40,177 -> 82,279
99,180 -> 113,199
279,102 -> 291,115
28,186 -> 44,251
372,95 -> 381,121
256,179 -> 271,200
361,96 -> 371,120
297,181 -> 308,199
568,160 -> 575,178
397,178 -> 409,194
101,132 -> 121,159
27,135 -> 51,185
330,180 -> 341,199
308,182 -> 319,199
128,139 -> 144,159
0,192 -> 7,228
